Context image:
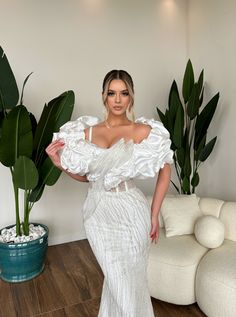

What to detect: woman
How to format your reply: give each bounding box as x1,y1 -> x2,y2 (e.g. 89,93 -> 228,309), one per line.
46,69 -> 173,316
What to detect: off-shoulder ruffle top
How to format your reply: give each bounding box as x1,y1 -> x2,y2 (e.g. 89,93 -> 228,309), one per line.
53,115 -> 174,190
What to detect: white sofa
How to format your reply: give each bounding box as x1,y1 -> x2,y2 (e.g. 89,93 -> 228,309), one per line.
146,195 -> 236,317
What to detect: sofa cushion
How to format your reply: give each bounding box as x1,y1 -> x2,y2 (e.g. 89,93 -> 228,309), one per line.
148,228 -> 208,305
150,228 -> 208,266
196,240 -> 236,317
194,215 -> 225,248
161,194 -> 202,237
219,202 -> 236,241
198,197 -> 224,217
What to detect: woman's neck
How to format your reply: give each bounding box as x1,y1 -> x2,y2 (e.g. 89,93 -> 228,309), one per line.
105,114 -> 132,128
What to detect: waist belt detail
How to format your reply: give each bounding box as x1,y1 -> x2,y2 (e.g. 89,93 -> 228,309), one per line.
89,179 -> 136,192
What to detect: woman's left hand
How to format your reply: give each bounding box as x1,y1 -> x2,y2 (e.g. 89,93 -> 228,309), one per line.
150,214 -> 159,244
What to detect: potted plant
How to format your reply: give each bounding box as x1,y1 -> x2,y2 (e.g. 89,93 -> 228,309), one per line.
156,59 -> 219,194
0,46 -> 75,282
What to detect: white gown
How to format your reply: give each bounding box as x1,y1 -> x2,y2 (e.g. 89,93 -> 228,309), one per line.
53,116 -> 174,317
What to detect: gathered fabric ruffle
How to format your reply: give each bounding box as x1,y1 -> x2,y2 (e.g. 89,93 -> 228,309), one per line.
52,115 -> 174,187
52,116 -> 100,175
133,116 -> 174,178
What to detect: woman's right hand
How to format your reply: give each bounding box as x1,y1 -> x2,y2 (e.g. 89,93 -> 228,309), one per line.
150,214 -> 160,244
45,139 -> 65,169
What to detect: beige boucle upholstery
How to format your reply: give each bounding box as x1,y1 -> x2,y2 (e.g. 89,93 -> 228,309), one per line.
196,240 -> 236,317
148,228 -> 208,304
146,195 -> 236,317
194,215 -> 225,248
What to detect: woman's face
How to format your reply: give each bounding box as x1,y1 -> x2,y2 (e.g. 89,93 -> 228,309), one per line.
105,79 -> 131,115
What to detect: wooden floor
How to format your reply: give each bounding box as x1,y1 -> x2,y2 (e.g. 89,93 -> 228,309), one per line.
0,239 -> 206,317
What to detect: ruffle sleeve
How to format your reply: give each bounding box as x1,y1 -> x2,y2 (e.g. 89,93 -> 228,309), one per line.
103,117 -> 174,189
52,115 -> 100,175
133,117 -> 174,178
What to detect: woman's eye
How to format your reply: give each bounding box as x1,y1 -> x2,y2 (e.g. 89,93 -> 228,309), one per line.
107,91 -> 129,96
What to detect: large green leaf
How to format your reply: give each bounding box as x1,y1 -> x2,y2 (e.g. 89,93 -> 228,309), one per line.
182,176 -> 190,193
199,87 -> 204,108
195,70 -> 204,114
156,106 -> 167,127
13,156 -> 38,190
182,59 -> 194,103
187,83 -> 200,119
28,180 -> 45,203
0,111 -> 4,138
19,72 -> 33,105
191,172 -> 199,187
53,91 -> 75,131
29,112 -> 37,137
198,137 -> 217,162
40,157 -> 61,186
0,105 -> 33,166
194,93 -> 219,149
194,134 -> 206,159
183,152 -> 191,177
169,90 -> 182,126
33,90 -> 74,167
165,109 -> 173,137
176,147 -> 185,168
28,158 -> 62,201
173,103 -> 184,148
0,46 -> 19,111
196,69 -> 204,97
168,80 -> 180,110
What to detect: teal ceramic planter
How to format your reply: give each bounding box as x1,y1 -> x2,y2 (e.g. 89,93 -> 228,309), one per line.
0,223 -> 49,283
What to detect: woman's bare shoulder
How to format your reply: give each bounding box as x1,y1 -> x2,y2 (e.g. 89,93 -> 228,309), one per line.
84,122 -> 106,140
133,122 -> 152,140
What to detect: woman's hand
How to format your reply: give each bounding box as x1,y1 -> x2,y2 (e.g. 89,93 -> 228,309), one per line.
150,213 -> 160,244
45,139 -> 65,169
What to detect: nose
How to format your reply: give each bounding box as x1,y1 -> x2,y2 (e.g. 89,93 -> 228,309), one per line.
115,93 -> 121,103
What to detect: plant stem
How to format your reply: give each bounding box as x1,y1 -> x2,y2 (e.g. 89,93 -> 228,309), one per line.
10,167 -> 21,236
171,180 -> 180,194
23,190 -> 29,235
189,116 -> 196,149
173,153 -> 182,192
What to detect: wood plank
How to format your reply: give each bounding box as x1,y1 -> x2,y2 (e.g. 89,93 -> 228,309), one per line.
45,243 -> 91,305
0,299 -> 17,317
33,261 -> 66,313
10,279 -> 40,316
82,297 -> 101,317
37,308 -> 67,317
69,239 -> 104,299
38,300 -> 98,317
0,279 -> 13,304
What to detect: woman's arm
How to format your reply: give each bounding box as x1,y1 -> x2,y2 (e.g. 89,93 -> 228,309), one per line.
149,163 -> 171,244
45,140 -> 89,183
151,163 -> 171,217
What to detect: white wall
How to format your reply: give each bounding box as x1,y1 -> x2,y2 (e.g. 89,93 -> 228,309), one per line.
188,0 -> 236,201
0,0 -> 187,245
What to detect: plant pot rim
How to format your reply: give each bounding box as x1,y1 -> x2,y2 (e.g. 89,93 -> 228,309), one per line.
0,222 -> 49,247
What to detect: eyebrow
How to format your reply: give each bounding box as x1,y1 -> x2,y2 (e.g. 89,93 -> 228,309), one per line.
108,89 -> 128,92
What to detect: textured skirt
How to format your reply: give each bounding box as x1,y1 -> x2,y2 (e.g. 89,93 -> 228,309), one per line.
82,180 -> 155,317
